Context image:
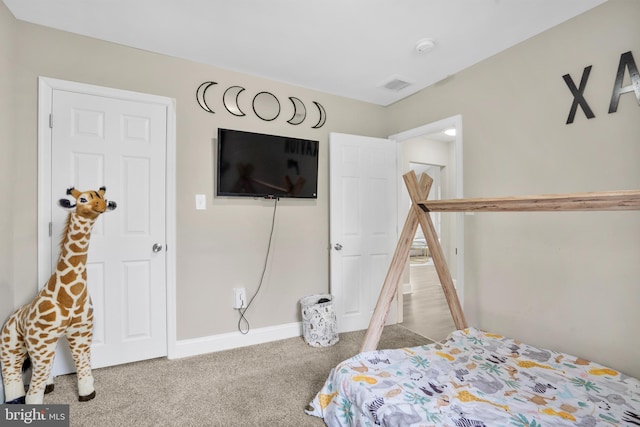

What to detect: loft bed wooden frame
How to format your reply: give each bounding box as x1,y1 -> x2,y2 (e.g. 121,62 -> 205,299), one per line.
361,170 -> 640,352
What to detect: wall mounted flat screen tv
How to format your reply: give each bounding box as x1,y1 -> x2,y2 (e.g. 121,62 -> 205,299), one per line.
216,128 -> 319,199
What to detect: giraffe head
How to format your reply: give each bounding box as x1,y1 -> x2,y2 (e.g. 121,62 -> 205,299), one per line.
58,186 -> 117,219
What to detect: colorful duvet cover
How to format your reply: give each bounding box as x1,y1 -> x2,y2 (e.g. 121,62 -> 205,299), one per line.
307,328 -> 640,426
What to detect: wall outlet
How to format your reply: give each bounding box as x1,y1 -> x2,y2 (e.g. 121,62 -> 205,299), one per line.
233,288 -> 246,309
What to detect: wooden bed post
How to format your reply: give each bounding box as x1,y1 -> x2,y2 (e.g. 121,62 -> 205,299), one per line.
404,171 -> 467,332
361,172 -> 468,352
360,173 -> 433,352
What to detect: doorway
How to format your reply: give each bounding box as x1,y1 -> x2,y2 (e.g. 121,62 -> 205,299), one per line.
389,115 -> 463,341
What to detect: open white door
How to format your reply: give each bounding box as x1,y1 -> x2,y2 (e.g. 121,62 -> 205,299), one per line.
329,133 -> 398,332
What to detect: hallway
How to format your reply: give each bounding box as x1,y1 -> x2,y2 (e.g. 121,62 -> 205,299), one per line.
401,263 -> 456,342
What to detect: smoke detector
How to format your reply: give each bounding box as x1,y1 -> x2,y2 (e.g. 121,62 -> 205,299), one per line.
415,38 -> 436,54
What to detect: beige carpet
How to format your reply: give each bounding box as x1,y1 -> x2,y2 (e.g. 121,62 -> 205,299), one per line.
40,325 -> 432,426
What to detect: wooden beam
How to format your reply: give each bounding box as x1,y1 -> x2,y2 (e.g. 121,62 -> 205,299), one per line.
419,190 -> 640,212
360,173 -> 433,353
405,171 -> 467,331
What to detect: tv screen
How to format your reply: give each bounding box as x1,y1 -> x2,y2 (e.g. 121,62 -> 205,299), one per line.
216,128 -> 319,199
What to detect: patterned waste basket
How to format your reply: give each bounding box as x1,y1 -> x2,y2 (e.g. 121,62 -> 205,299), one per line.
300,294 -> 339,347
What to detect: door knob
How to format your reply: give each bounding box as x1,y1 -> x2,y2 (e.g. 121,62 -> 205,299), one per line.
334,243 -> 343,251
152,243 -> 164,253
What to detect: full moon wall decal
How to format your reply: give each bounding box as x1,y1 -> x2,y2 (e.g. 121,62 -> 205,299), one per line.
196,81 -> 326,128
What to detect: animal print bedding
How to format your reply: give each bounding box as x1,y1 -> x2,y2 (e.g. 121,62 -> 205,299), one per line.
307,328 -> 640,426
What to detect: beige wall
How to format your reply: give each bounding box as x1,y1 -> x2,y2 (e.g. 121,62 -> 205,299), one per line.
0,2 -> 386,342
0,0 -> 15,317
1,0 -> 638,379
388,0 -> 640,378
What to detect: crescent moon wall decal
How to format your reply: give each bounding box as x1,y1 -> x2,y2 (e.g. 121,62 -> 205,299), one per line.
223,86 -> 246,116
287,97 -> 306,125
311,101 -> 327,128
196,81 -> 217,113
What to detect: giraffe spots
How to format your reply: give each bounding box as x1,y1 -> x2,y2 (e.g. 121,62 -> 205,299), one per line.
67,255 -> 86,266
70,282 -> 85,295
68,243 -> 84,253
40,311 -> 57,322
34,322 -> 52,331
37,300 -> 55,313
70,232 -> 85,241
59,305 -> 70,318
60,269 -> 78,285
57,286 -> 74,306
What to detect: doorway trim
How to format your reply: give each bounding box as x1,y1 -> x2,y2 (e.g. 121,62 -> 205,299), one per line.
36,76 -> 178,359
389,114 -> 464,308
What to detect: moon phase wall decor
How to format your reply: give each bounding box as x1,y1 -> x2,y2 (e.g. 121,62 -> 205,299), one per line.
196,81 -> 326,128
196,81 -> 217,113
287,97 -> 306,125
311,101 -> 327,129
252,91 -> 280,121
223,86 -> 247,116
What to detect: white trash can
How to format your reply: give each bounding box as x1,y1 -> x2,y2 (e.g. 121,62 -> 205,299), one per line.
300,294 -> 339,347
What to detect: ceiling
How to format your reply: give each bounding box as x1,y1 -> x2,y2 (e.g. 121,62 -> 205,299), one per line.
4,0 -> 606,106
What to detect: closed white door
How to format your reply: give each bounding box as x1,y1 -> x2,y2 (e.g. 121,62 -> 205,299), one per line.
48,89 -> 168,373
329,133 -> 398,332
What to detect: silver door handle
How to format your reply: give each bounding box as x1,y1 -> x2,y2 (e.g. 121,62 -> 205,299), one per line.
334,243 -> 343,251
152,243 -> 164,253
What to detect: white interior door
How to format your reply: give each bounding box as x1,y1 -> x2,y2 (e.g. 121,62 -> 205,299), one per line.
329,133 -> 398,333
47,89 -> 168,374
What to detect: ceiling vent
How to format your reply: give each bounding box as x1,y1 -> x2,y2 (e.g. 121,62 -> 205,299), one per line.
380,76 -> 412,92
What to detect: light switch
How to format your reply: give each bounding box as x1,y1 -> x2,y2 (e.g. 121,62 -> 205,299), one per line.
195,194 -> 206,210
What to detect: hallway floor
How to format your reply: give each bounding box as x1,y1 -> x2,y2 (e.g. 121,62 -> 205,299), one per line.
401,263 -> 456,342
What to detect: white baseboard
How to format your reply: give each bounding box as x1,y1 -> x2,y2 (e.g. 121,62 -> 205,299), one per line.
169,321 -> 303,360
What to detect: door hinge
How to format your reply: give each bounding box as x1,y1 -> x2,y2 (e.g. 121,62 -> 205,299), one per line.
49,113 -> 53,129
49,221 -> 52,237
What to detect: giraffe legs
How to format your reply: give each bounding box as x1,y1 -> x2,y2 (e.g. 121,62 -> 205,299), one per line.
24,338 -> 59,404
1,312 -> 28,404
66,321 -> 95,401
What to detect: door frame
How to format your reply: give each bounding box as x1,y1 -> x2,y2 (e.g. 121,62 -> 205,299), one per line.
389,114 -> 465,309
36,76 -> 178,360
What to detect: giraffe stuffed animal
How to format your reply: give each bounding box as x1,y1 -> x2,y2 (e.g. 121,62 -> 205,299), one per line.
1,187 -> 116,404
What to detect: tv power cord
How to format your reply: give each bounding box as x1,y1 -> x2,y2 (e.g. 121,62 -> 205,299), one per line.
237,197 -> 278,334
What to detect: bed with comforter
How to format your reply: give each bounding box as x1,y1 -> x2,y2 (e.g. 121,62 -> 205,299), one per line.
307,328 -> 640,426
